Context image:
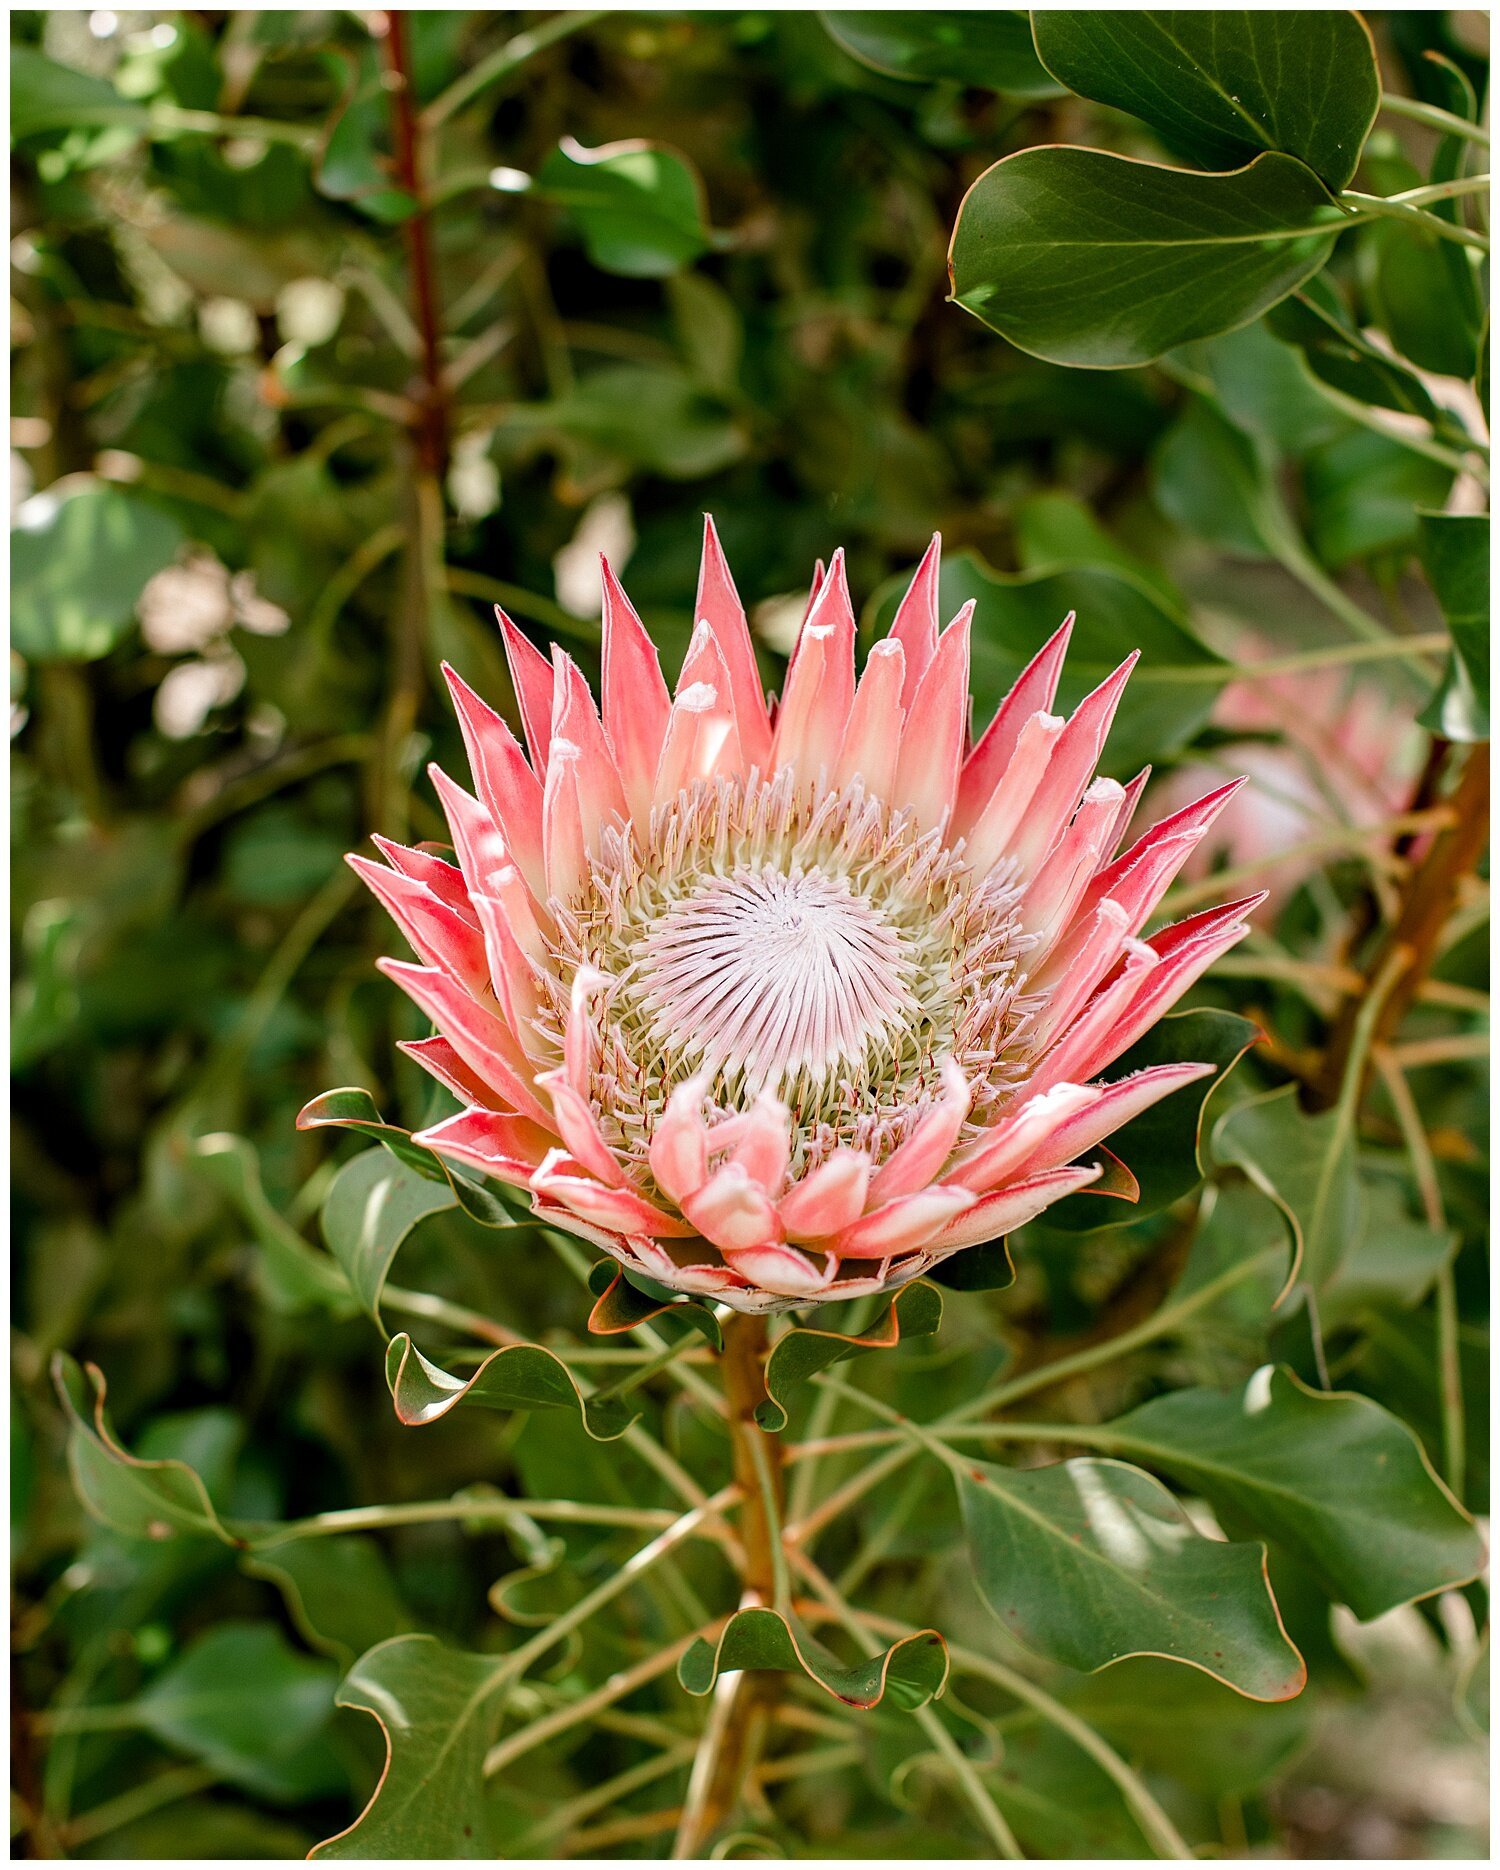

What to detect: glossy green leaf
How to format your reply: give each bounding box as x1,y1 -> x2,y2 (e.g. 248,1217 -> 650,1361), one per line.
959,1455 -> 1305,1700
1098,1365 -> 1486,1619
320,1148 -> 457,1322
311,1637 -> 504,1859
1044,1009 -> 1261,1233
1417,511 -> 1489,741
1032,11 -> 1378,191
755,1280 -> 943,1432
821,11 -> 1061,97
12,485 -> 185,661
867,547 -> 1226,777
1213,1083 -> 1357,1291
53,1352 -> 239,1547
949,148 -> 1343,368
536,138 -> 711,278
135,1622 -> 341,1802
385,1333 -> 635,1441
679,1606 -> 948,1709
585,1262 -> 722,1350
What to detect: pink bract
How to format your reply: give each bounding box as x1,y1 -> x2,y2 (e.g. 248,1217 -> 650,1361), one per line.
354,521 -> 1259,1312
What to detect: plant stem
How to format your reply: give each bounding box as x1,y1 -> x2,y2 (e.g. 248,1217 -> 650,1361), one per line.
421,11 -> 605,131
1146,634 -> 1451,684
787,1552 -> 1023,1856
1309,743 -> 1490,1108
673,1312 -> 785,1858
851,1601 -> 1196,1859
485,1628 -> 711,1777
1384,174 -> 1491,209
1380,92 -> 1490,147
1341,190 -> 1490,251
257,1495 -> 685,1546
379,12 -> 448,479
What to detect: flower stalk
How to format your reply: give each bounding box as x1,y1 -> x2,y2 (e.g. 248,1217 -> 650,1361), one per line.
673,1311 -> 786,1856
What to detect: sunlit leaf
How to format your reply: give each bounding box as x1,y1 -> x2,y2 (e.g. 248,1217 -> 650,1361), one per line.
536,137 -> 712,278
1098,1365 -> 1486,1619
12,484 -> 184,661
310,1636 -> 504,1858
959,1454 -> 1305,1700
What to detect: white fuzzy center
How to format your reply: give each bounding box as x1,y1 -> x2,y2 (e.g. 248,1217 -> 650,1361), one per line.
635,865 -> 916,1090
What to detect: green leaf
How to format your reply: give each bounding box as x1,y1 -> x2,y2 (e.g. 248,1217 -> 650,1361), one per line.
1098,1365 -> 1486,1619
536,138 -> 712,278
755,1280 -> 943,1432
12,485 -> 185,661
1031,11 -> 1378,191
11,45 -> 128,140
1013,490 -> 1186,613
1064,1657 -> 1313,1799
320,1148 -> 457,1322
310,1636 -> 504,1859
959,1455 -> 1305,1700
1319,1180 -> 1456,1330
297,1087 -> 518,1227
1213,1083 -> 1357,1291
1152,395 -> 1304,561
1266,283 -> 1442,427
820,11 -> 1062,97
1302,427 -> 1452,570
297,1087 -> 452,1181
867,547 -> 1226,777
245,1536 -> 416,1667
135,1622 -> 341,1802
1176,320 -> 1347,457
1417,511 -> 1489,741
53,1352 -> 239,1547
585,1263 -> 722,1349
385,1333 -> 635,1442
949,148 -> 1343,369
192,1133 -> 356,1316
316,57 -> 414,222
679,1606 -> 948,1710
1044,1009 -> 1261,1233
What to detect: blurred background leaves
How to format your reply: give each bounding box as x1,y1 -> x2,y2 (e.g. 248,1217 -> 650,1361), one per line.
11,7 -> 1489,1859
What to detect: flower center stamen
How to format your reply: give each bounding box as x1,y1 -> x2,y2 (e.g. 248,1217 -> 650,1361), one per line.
635,866 -> 916,1091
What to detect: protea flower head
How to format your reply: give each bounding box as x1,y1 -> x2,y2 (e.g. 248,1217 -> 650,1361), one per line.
353,522 -> 1258,1313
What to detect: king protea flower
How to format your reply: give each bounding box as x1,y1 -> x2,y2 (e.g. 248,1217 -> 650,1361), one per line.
352,522 -> 1258,1312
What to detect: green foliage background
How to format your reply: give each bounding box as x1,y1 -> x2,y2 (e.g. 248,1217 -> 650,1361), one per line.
11,9 -> 1490,1860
